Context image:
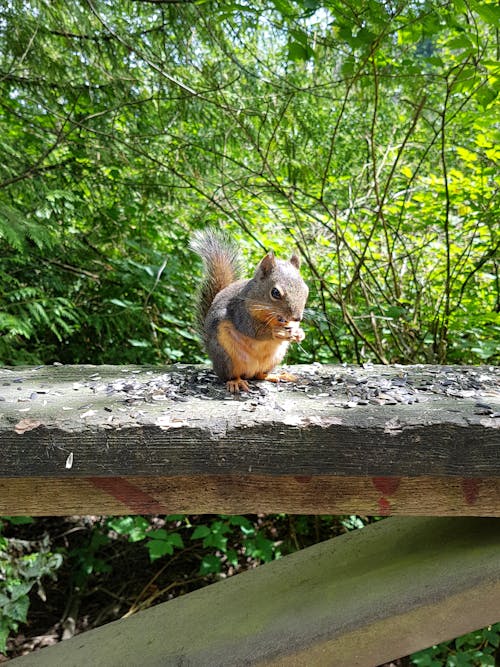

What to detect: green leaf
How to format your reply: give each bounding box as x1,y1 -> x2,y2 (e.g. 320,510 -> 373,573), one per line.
445,34 -> 474,51
356,28 -> 377,45
107,516 -> 136,534
203,532 -> 228,551
7,581 -> 32,601
0,622 -> 10,654
341,56 -> 355,78
148,529 -> 168,540
471,1 -> 500,26
2,516 -> 34,526
244,533 -> 276,562
483,626 -> 500,647
199,555 -> 222,575
191,525 -> 211,540
288,41 -> 310,62
127,339 -> 150,348
289,28 -> 308,46
475,85 -> 498,109
107,516 -> 149,541
228,516 -> 254,533
147,539 -> 174,560
5,595 -> 29,623
109,299 -> 134,308
271,0 -> 295,17
225,549 -> 239,566
168,532 -> 184,549
456,147 -> 478,163
126,528 -> 145,542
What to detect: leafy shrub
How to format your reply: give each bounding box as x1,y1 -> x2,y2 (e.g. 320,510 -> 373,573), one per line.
0,517 -> 62,653
411,623 -> 500,666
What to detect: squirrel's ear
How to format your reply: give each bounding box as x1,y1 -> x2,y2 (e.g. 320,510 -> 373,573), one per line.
290,252 -> 301,269
258,251 -> 276,277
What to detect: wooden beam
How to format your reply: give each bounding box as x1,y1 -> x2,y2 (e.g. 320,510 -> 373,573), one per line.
1,475 -> 500,516
1,364 -> 499,515
11,516 -> 500,667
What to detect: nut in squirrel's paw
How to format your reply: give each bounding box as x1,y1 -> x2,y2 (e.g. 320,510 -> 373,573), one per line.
272,321 -> 305,342
191,229 -> 309,393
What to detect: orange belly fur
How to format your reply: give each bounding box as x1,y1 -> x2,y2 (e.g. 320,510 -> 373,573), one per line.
217,319 -> 289,379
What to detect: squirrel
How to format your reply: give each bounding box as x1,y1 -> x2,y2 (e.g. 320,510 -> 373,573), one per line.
190,229 -> 309,393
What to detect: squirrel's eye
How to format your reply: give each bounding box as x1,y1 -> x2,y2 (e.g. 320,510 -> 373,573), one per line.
270,287 -> 282,300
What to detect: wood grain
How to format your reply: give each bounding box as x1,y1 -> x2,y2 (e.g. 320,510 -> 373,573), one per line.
1,363 -> 499,515
1,475 -> 500,516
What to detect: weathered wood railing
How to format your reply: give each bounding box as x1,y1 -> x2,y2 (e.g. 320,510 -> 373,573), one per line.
2,363 -> 500,666
1,363 -> 499,516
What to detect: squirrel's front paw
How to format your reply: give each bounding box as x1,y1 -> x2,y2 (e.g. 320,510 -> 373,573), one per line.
291,327 -> 305,343
272,325 -> 305,342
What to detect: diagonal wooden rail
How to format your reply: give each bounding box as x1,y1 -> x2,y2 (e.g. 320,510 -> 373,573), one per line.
0,363 -> 499,516
10,516 -> 500,667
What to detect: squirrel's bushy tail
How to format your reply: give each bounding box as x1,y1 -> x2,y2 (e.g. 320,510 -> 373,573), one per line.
190,228 -> 242,328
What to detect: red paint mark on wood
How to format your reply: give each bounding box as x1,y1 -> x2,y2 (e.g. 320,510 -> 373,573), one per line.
378,497 -> 392,516
372,477 -> 401,496
462,478 -> 480,506
294,476 -> 312,484
87,477 -> 170,514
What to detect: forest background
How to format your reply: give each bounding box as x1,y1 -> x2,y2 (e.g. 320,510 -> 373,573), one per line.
0,0 -> 499,664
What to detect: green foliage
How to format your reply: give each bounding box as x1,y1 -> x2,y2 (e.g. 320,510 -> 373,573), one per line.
1,513 -> 279,652
107,516 -> 151,543
191,515 -> 279,574
146,530 -> 184,561
411,623 -> 500,666
0,518 -> 62,654
67,525 -> 112,589
0,0 -> 498,366
107,516 -> 184,561
106,514 -> 279,574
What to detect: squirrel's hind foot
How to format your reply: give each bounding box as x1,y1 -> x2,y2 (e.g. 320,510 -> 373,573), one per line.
226,377 -> 251,394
